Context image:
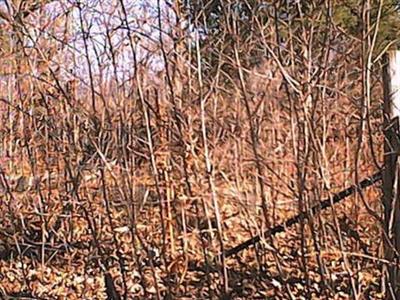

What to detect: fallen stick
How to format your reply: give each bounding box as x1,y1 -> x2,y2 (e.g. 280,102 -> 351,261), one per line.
222,171 -> 382,259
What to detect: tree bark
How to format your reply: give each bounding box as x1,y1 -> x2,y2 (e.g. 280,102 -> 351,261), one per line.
382,50 -> 400,300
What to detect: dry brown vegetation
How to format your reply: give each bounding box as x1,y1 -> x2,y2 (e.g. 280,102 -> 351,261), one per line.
0,0 -> 396,299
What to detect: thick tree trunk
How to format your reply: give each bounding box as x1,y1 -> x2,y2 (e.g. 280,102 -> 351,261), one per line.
382,50 -> 400,300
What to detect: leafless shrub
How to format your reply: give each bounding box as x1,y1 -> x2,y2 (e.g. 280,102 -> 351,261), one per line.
0,0 -> 394,299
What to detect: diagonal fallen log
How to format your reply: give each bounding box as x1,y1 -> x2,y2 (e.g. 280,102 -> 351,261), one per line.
222,171 -> 382,259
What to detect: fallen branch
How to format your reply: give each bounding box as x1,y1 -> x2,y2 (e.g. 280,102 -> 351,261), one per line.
221,171 -> 382,259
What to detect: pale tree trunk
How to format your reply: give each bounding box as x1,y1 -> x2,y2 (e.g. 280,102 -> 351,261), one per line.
382,50 -> 400,300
